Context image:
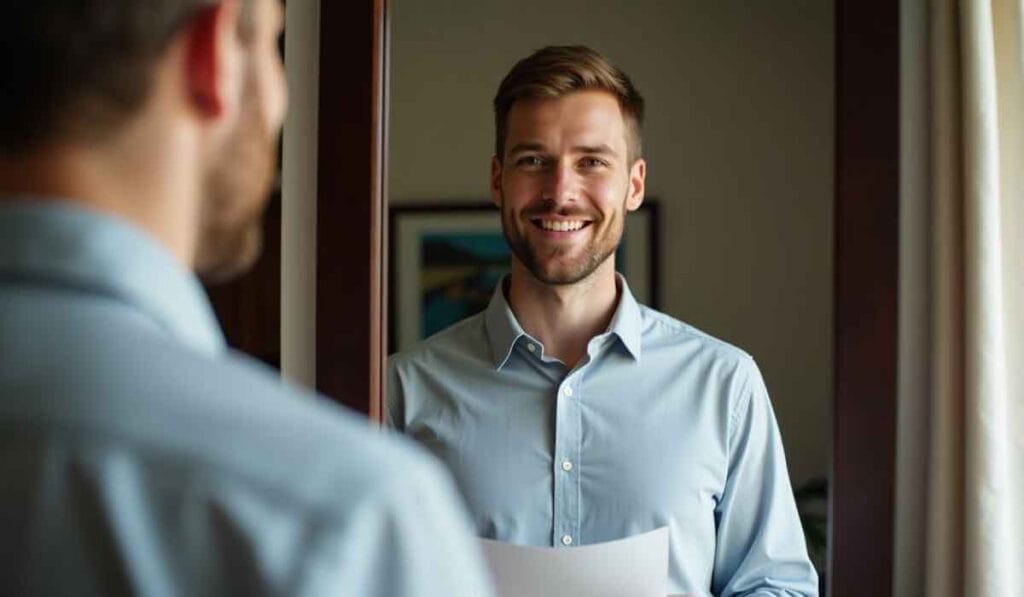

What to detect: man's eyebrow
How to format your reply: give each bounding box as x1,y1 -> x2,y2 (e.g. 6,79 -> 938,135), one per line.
506,142 -> 547,155
574,144 -> 616,155
506,143 -> 618,156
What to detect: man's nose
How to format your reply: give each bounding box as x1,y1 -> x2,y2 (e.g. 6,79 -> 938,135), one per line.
541,161 -> 578,205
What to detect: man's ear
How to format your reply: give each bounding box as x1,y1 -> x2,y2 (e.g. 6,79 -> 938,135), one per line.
490,155 -> 503,207
183,0 -> 242,119
626,158 -> 646,211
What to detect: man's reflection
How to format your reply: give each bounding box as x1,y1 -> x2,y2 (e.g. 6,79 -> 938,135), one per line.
388,45 -> 818,596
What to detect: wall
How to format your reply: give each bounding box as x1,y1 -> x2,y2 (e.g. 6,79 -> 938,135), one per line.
281,0 -> 319,388
389,0 -> 834,486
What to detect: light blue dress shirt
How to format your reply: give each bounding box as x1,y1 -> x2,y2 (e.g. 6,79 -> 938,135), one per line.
389,277 -> 818,596
0,200 -> 494,597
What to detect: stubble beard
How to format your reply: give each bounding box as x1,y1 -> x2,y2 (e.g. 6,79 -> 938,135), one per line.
500,192 -> 626,286
194,69 -> 278,284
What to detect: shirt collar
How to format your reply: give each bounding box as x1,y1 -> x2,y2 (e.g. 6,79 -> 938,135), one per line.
0,200 -> 226,356
606,274 -> 643,361
483,273 -> 643,370
484,277 -> 527,370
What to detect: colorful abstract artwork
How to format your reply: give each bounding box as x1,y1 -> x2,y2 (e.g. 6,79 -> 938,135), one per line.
419,232 -> 508,338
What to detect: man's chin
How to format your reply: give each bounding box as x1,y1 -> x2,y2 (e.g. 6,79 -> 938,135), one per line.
196,224 -> 264,284
525,260 -> 597,286
521,247 -> 620,287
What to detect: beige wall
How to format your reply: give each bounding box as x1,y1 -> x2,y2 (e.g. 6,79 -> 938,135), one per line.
280,0 -> 319,389
389,0 -> 834,486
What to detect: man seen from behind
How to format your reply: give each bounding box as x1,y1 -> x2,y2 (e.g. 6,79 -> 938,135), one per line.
0,1 -> 493,595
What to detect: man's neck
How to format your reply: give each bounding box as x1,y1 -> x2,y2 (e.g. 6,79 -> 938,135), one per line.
506,259 -> 620,369
0,129 -> 199,267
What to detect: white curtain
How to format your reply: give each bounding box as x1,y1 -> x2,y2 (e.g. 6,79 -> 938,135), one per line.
897,0 -> 1024,595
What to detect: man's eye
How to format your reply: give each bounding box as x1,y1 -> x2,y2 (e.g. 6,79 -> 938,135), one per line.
516,156 -> 545,167
580,157 -> 607,168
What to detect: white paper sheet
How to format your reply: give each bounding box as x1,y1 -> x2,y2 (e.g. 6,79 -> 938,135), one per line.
480,527 -> 669,597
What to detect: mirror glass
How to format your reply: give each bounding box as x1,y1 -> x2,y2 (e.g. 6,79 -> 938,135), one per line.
387,0 -> 833,586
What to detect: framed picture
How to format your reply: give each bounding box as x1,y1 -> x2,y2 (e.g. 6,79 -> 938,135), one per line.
389,201 -> 659,353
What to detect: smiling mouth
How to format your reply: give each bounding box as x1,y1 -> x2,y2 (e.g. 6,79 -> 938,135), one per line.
532,219 -> 591,232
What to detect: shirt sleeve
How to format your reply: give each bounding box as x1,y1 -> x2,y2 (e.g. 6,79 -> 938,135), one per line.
711,358 -> 819,596
292,454 -> 495,597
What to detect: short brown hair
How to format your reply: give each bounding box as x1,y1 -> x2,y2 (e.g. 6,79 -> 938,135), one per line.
492,45 -> 645,162
0,0 -> 254,155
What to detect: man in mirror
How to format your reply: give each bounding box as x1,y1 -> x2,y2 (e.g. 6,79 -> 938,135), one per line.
0,1 -> 492,594
388,45 -> 818,596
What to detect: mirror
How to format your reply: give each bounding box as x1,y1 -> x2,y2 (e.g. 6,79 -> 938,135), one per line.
386,0 -> 833,590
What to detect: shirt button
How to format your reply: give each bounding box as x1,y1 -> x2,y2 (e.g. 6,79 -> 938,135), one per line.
562,386 -> 573,397
561,460 -> 573,472
527,343 -> 536,352
561,534 -> 573,546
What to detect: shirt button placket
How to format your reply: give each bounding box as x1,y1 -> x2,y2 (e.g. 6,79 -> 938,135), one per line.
553,378 -> 580,547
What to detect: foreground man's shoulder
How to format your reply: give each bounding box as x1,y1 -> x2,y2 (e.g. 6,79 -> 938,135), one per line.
231,357 -> 442,473
120,342 -> 452,516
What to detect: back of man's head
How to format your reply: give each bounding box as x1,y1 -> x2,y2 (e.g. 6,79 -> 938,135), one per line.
0,0 -> 254,156
0,0 -> 287,283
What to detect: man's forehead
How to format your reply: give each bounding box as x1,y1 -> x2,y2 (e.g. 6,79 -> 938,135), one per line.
505,91 -> 627,151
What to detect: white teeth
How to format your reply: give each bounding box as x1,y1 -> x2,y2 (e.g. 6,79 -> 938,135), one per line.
539,220 -> 585,232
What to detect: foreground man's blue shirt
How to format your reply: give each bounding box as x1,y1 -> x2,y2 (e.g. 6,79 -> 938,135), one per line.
389,277 -> 818,596
0,201 -> 494,597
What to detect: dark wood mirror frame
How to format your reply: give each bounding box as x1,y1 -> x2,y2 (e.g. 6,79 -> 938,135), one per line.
831,0 -> 898,595
314,0 -> 388,421
212,1 -> 900,594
